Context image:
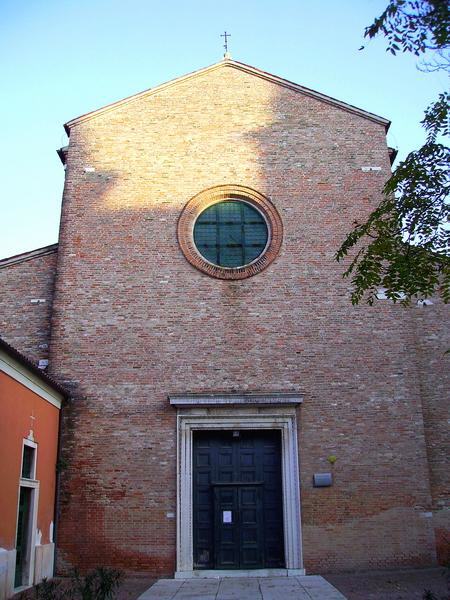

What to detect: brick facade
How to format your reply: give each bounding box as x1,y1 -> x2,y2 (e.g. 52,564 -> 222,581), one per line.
1,60 -> 448,574
412,301 -> 450,564
0,246 -> 57,364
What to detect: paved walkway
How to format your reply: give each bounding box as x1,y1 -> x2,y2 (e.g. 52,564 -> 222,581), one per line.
137,576 -> 347,599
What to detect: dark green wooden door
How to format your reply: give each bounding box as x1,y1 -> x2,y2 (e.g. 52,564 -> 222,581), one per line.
193,430 -> 284,569
214,484 -> 264,568
15,487 -> 31,587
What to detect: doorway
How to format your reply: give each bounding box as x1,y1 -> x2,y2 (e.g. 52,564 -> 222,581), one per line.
14,487 -> 33,588
193,430 -> 284,569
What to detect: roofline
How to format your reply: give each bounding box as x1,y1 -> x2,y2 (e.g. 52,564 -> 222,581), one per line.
0,337 -> 69,398
64,58 -> 391,134
0,243 -> 58,270
57,145 -> 68,166
388,146 -> 398,165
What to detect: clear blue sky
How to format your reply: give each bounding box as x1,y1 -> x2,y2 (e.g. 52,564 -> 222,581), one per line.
0,0 -> 445,258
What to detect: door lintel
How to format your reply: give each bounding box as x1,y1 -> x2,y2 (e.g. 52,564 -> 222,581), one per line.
169,392 -> 302,408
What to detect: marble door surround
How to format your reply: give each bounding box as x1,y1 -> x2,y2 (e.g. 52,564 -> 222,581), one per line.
169,393 -> 304,578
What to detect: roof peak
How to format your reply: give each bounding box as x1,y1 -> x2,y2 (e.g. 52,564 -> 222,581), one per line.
64,59 -> 390,134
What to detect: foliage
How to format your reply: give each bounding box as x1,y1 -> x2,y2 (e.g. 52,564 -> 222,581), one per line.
336,0 -> 450,305
364,0 -> 449,56
18,568 -> 123,600
19,578 -> 69,600
69,568 -> 123,600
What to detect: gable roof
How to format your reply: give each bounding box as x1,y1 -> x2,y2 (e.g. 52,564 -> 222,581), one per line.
64,58 -> 390,134
0,337 -> 69,399
0,243 -> 58,270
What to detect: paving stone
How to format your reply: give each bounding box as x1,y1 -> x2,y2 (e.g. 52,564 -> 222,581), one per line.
296,575 -> 348,600
173,579 -> 220,600
140,576 -> 348,600
258,576 -> 311,599
216,577 -> 262,599
137,578 -> 184,600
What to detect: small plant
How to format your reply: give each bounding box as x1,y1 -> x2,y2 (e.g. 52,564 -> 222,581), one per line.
17,578 -> 68,600
17,568 -> 124,600
422,591 -> 438,600
70,567 -> 123,600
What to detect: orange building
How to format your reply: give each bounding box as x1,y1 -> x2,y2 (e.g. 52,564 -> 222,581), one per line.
0,339 -> 67,599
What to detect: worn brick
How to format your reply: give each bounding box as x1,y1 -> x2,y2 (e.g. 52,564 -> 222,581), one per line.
0,245 -> 57,364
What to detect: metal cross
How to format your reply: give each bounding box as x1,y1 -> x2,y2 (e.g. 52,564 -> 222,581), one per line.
221,31 -> 231,53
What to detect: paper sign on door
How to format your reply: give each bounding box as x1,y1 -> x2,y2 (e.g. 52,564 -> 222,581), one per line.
223,510 -> 232,523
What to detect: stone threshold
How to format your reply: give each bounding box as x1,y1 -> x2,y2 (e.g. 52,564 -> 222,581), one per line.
174,568 -> 306,579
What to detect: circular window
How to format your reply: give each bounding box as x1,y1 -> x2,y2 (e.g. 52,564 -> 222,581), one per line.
193,200 -> 269,268
178,185 -> 283,280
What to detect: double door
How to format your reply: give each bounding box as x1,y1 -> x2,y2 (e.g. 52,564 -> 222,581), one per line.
193,430 -> 284,570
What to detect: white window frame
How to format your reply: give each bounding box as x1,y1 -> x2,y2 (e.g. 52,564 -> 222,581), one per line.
20,439 -> 37,481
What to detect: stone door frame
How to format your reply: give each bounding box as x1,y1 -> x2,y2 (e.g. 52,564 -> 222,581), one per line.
170,394 -> 303,577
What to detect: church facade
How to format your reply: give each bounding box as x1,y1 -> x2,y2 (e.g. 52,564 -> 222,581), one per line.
0,59 -> 448,577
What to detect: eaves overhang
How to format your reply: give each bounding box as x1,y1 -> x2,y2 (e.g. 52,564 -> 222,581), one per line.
57,145 -> 68,166
0,337 -> 69,401
388,146 -> 398,165
0,243 -> 58,269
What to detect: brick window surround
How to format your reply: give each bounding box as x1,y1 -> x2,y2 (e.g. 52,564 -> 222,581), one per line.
177,185 -> 283,280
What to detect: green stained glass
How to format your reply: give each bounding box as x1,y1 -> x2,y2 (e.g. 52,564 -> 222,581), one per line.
194,201 -> 268,268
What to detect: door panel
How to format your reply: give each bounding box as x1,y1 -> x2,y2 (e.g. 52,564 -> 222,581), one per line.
214,487 -> 239,568
214,485 -> 264,569
239,486 -> 263,568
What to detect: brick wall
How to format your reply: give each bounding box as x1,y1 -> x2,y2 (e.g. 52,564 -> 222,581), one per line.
0,246 -> 57,364
412,301 -> 450,564
48,62 -> 442,574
